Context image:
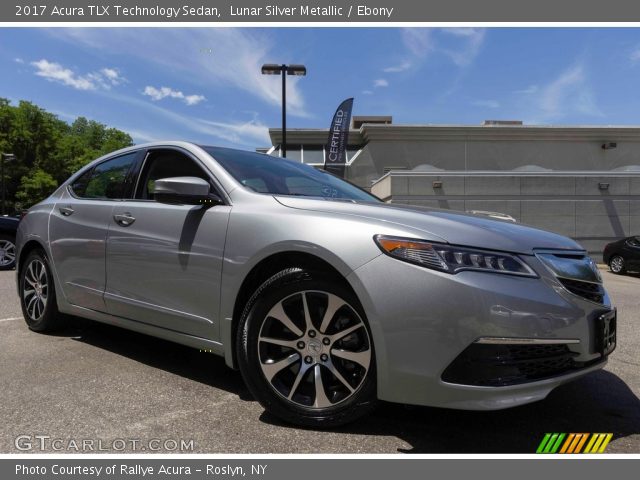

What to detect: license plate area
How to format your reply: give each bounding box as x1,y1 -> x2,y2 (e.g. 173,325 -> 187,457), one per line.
597,309 -> 616,357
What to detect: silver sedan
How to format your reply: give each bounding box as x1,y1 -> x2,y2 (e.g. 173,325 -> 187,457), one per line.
15,142 -> 616,427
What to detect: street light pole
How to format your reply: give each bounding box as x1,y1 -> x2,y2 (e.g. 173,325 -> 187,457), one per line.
261,63 -> 307,158
0,153 -> 15,216
281,64 -> 287,158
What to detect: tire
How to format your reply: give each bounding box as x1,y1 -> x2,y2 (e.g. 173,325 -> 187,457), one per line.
237,268 -> 377,428
0,233 -> 16,270
609,255 -> 626,275
19,249 -> 65,332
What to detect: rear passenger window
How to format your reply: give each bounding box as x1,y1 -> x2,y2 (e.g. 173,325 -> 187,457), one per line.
71,152 -> 138,199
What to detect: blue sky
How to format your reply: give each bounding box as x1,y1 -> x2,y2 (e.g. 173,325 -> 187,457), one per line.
1,27 -> 640,149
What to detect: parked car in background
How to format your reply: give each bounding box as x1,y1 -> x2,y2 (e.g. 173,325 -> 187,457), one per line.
603,236 -> 640,274
15,142 -> 616,427
0,215 -> 19,270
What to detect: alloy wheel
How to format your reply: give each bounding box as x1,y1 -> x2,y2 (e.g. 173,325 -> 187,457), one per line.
22,258 -> 49,321
0,239 -> 15,267
610,256 -> 624,273
257,290 -> 372,409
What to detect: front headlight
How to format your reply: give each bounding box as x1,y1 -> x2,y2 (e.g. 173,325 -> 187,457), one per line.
374,235 -> 537,277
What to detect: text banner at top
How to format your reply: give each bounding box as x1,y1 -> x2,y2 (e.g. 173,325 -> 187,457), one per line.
5,0 -> 640,23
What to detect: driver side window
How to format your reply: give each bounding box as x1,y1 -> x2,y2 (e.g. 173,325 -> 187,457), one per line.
135,150 -> 211,200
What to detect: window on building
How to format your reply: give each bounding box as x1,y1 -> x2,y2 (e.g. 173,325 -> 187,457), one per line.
302,146 -> 325,165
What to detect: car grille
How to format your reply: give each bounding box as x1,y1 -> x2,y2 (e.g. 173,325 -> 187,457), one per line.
441,343 -> 599,387
558,278 -> 605,304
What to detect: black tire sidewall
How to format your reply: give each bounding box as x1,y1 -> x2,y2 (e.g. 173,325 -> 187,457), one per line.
19,250 -> 60,331
237,269 -> 377,428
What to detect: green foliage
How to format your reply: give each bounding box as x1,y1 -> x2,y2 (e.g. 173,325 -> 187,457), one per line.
14,169 -> 58,210
0,98 -> 133,211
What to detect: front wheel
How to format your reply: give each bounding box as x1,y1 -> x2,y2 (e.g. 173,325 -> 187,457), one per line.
609,255 -> 626,274
237,268 -> 377,428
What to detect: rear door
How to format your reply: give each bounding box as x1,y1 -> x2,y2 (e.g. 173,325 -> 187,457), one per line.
49,151 -> 141,311
625,237 -> 640,268
104,147 -> 230,340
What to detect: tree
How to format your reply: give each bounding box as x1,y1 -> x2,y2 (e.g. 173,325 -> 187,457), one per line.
0,98 -> 133,211
14,169 -> 58,210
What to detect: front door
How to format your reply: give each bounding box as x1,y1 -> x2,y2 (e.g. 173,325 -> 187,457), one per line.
104,148 -> 230,340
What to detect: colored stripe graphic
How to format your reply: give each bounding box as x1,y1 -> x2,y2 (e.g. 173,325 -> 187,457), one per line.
584,433 -> 598,453
536,433 -> 552,453
536,433 -> 565,453
537,433 -> 613,453
574,433 -> 589,453
584,433 -> 613,453
559,433 -> 575,454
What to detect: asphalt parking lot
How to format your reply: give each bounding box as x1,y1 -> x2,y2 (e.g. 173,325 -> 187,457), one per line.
0,268 -> 638,454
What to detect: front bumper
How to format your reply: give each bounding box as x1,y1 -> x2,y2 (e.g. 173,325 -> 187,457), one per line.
347,253 -> 613,409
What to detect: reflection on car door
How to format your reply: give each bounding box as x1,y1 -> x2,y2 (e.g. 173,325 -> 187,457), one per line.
104,148 -> 230,340
49,151 -> 140,311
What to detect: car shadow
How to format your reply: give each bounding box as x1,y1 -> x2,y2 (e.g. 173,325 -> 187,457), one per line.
259,370 -> 640,453
61,317 -> 254,401
62,317 -> 639,453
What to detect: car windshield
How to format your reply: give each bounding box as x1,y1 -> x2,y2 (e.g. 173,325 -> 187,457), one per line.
203,146 -> 379,202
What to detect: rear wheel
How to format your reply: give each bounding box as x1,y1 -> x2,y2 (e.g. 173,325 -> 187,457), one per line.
0,234 -> 16,270
19,249 -> 65,332
237,268 -> 377,428
609,255 -> 626,274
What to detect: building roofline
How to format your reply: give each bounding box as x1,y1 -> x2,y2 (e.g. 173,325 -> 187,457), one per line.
269,123 -> 640,144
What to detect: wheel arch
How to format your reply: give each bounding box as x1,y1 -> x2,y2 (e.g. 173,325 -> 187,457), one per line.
17,238 -> 49,280
225,250 -> 364,369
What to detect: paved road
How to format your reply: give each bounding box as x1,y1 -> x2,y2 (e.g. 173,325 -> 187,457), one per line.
0,269 -> 638,453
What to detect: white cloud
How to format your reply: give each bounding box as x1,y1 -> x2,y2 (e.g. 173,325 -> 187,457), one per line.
14,58 -> 24,64
383,61 -> 412,73
100,68 -> 125,86
515,85 -> 539,95
540,64 -> 600,117
518,63 -> 602,122
396,27 -> 485,71
401,29 -> 433,58
362,90 -> 373,95
630,47 -> 640,64
473,99 -> 500,109
143,86 -> 206,106
199,118 -> 270,145
440,28 -> 486,67
373,79 -> 389,88
48,28 -> 308,117
31,59 -> 125,91
31,59 -> 95,90
102,91 -> 269,147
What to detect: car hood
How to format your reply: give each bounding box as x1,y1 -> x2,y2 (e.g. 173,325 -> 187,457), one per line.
275,197 -> 583,255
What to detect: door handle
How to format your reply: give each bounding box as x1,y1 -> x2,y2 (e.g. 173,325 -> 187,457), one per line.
59,206 -> 74,216
114,213 -> 136,227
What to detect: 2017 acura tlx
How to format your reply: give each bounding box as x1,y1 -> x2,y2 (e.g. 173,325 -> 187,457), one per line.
16,142 -> 616,427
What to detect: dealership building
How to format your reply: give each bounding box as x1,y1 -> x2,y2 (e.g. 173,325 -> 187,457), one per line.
263,117 -> 640,260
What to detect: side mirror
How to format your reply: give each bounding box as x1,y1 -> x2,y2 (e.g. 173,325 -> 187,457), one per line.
152,177 -> 222,206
